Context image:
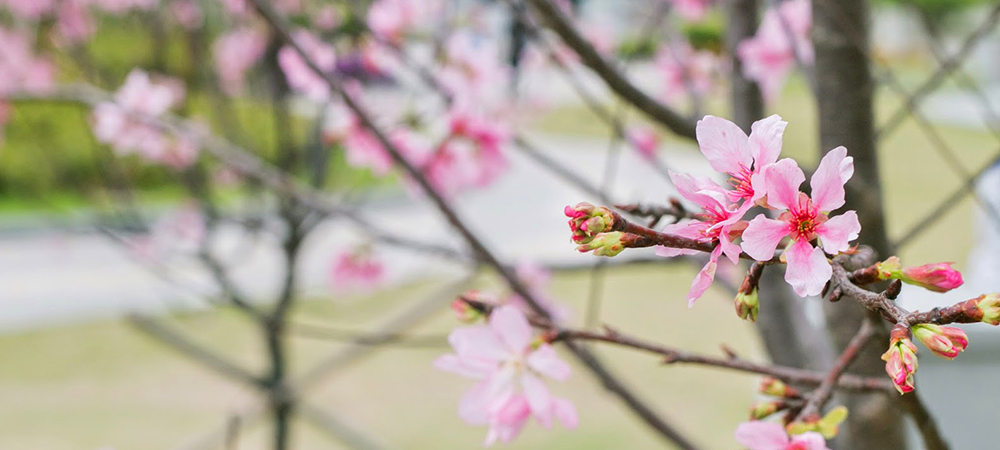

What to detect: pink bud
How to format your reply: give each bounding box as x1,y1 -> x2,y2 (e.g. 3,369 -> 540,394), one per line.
911,324 -> 968,360
901,262 -> 963,293
881,325 -> 918,394
564,203 -> 615,244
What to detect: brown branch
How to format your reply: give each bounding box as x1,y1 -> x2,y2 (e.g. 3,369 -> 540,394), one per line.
522,0 -> 698,140
795,320 -> 875,421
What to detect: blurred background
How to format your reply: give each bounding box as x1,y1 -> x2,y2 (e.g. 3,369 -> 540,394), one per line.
2,0 -> 1000,449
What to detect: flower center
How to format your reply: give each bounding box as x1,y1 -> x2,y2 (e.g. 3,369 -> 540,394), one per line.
727,165 -> 755,200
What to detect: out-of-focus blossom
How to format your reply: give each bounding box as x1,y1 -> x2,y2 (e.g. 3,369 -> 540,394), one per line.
626,126 -> 659,161
0,0 -> 54,19
57,0 -> 96,45
670,0 -> 713,21
214,28 -> 267,96
438,32 -> 509,108
366,0 -> 440,45
130,205 -> 206,260
0,27 -> 56,95
737,0 -> 812,102
434,305 -> 577,446
170,0 -> 203,31
330,248 -> 385,292
741,147 -> 860,297
278,30 -> 336,102
655,171 -> 748,305
218,0 -> 248,16
911,324 -> 968,360
314,5 -> 341,31
656,43 -> 717,102
734,421 -> 830,450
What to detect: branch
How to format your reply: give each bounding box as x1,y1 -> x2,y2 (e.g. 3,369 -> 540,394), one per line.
795,320 -> 875,420
522,0 -> 698,140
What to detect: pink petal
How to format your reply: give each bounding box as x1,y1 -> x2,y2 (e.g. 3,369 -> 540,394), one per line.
432,354 -> 495,379
449,326 -> 508,362
655,221 -> 706,258
734,421 -> 790,450
695,115 -> 752,175
810,146 -> 853,212
521,373 -> 554,428
747,114 -> 786,168
489,305 -> 533,353
741,215 -> 792,261
552,397 -> 579,429
668,170 -> 729,211
459,378 -> 500,425
687,244 -> 722,307
790,432 -> 831,450
784,238 -> 832,297
719,226 -> 743,264
483,394 -> 531,446
527,343 -> 572,381
762,158 -> 805,210
815,210 -> 861,255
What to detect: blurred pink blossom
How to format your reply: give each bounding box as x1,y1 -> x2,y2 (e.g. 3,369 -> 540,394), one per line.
330,249 -> 385,292
0,28 -> 56,95
56,0 -> 95,45
656,43 -> 717,102
366,0 -> 440,44
670,0 -> 712,21
626,126 -> 659,161
737,0 -> 812,102
438,32 -> 509,107
91,0 -> 158,14
735,421 -> 830,450
0,0 -> 54,19
214,28 -> 267,96
434,305 -> 577,446
278,30 -> 336,101
170,0 -> 203,30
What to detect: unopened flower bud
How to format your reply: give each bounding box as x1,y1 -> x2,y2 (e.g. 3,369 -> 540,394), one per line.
735,289 -> 759,322
759,377 -> 799,398
576,232 -> 625,257
565,202 -> 617,244
875,256 -> 963,293
450,298 -> 483,323
976,293 -> 1000,325
911,324 -> 968,360
749,401 -> 785,420
881,325 -> 918,394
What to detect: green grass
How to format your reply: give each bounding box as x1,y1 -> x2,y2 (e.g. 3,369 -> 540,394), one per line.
0,266 -> 764,450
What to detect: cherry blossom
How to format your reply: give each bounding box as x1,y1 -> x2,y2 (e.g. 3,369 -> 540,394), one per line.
434,305 -> 577,446
56,0 -> 96,45
626,126 -> 659,161
278,30 -> 336,102
736,0 -> 812,102
735,421 -> 830,450
214,28 -> 267,96
330,249 -> 385,292
366,0 -> 440,45
911,324 -> 967,360
882,325 -> 918,394
695,115 -> 787,204
670,0 -> 713,22
655,171 -> 749,305
0,27 -> 56,95
655,42 -> 717,102
741,147 -> 860,297
438,32 -> 510,108
0,0 -> 54,19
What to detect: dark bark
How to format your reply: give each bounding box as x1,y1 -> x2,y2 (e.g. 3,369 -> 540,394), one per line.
812,0 -> 905,448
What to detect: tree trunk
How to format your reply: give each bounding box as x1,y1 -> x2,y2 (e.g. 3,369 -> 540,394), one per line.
812,0 -> 906,447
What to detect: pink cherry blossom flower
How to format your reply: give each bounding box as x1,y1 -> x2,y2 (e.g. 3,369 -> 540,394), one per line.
56,0 -> 95,45
736,0 -> 812,102
735,421 -> 830,450
656,42 -> 718,103
626,126 -> 659,161
278,30 -> 336,102
0,0 -> 54,19
741,147 -> 861,297
214,28 -> 267,96
314,6 -> 341,31
670,0 -> 712,21
434,305 -> 577,446
0,27 -> 56,95
655,171 -> 749,305
366,0 -> 440,45
330,249 -> 384,292
695,114 -> 787,204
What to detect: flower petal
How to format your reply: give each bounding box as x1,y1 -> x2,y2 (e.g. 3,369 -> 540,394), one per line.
734,421 -> 790,450
432,353 -> 495,379
815,210 -> 861,255
784,238 -> 832,297
448,326 -> 507,362
762,158 -> 805,210
489,305 -> 533,353
552,397 -> 579,429
695,115 -> 752,175
811,146 -> 854,212
791,432 -> 831,450
527,343 -> 572,381
668,170 -> 729,210
687,244 -> 723,307
655,221 -> 706,258
521,373 -> 554,428
741,215 -> 792,261
459,378 -> 501,425
748,114 -> 787,168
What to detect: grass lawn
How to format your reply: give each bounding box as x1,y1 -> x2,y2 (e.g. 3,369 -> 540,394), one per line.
0,265 -> 765,450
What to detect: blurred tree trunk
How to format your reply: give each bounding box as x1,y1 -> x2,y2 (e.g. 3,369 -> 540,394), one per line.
812,0 -> 906,448
728,0 -> 833,371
